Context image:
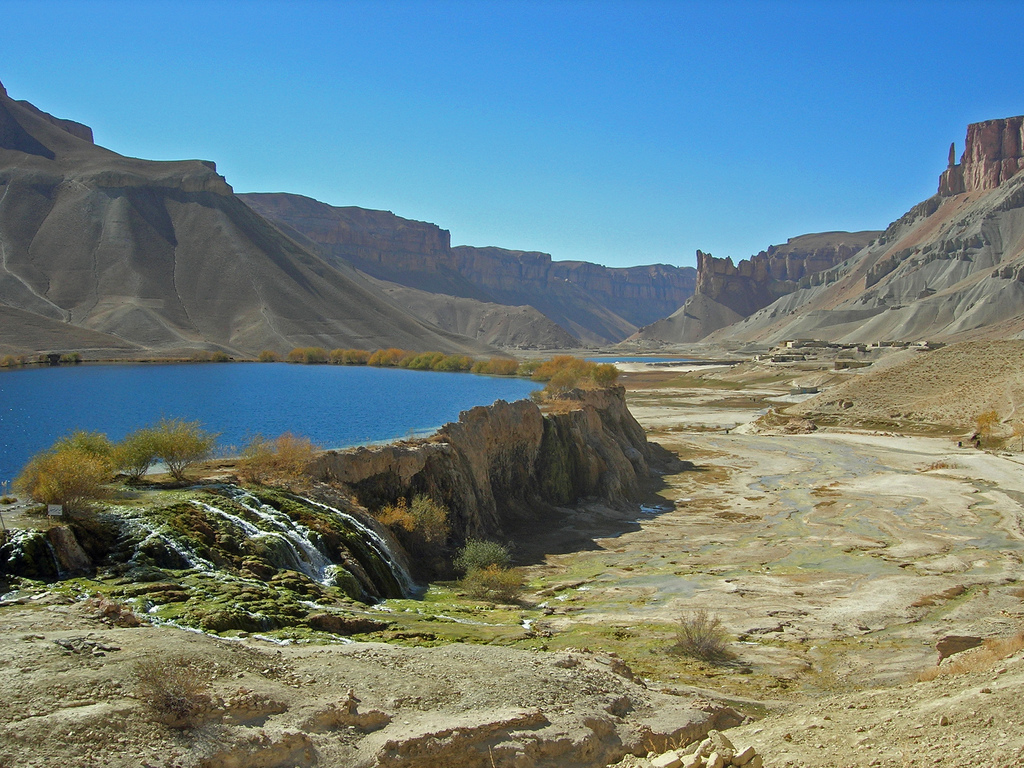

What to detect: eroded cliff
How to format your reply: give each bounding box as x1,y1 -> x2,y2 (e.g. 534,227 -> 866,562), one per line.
630,231 -> 878,343
311,386 -> 653,541
939,116 -> 1024,196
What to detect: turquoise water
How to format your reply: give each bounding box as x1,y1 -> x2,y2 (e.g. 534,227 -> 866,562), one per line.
0,363 -> 539,484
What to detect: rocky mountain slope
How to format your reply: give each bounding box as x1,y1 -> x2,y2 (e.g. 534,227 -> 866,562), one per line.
0,81 -> 492,358
240,193 -> 697,346
698,115 -> 1024,345
629,231 -> 879,343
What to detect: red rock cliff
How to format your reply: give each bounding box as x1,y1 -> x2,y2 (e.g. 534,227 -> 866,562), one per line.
692,232 -> 876,317
939,116 -> 1024,196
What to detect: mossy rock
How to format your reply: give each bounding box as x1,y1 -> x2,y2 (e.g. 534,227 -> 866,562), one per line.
192,608 -> 272,633
0,530 -> 59,580
305,613 -> 391,635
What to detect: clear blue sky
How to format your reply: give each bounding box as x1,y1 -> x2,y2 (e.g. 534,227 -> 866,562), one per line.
2,0 -> 1022,268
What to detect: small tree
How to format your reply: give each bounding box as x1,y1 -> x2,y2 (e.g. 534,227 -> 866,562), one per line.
113,427 -> 160,483
15,447 -> 111,511
152,418 -> 217,481
53,430 -> 113,461
975,409 -> 1000,447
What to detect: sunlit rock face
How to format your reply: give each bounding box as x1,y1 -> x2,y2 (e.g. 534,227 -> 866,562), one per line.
939,115 -> 1024,196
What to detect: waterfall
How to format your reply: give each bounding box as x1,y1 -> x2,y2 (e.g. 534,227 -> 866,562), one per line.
127,517 -> 217,571
298,495 -> 418,597
191,498 -> 335,583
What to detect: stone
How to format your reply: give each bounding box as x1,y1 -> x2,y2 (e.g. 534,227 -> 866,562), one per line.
651,751 -> 683,768
680,754 -> 703,768
706,752 -> 725,768
747,756 -> 763,768
733,745 -> 757,765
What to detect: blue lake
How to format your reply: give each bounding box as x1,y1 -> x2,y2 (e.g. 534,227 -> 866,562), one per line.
0,363 -> 539,484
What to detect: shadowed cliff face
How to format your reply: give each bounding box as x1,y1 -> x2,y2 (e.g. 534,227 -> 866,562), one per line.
240,192 -> 697,345
310,386 -> 652,541
0,82 -> 493,357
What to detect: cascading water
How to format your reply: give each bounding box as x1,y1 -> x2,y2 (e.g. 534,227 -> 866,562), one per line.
191,499 -> 335,583
298,495 -> 418,597
133,486 -> 419,599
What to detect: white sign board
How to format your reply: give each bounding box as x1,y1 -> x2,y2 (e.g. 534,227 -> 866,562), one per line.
47,504 -> 63,517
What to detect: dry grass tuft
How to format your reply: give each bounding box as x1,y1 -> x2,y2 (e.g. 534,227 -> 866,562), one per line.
917,632 -> 1024,681
134,654 -> 214,728
920,459 -> 960,472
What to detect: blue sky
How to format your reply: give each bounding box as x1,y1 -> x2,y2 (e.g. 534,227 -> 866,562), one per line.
2,0 -> 1022,268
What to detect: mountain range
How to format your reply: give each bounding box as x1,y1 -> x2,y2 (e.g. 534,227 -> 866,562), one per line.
3,77 -> 1023,358
0,79 -> 494,358
0,80 -> 697,357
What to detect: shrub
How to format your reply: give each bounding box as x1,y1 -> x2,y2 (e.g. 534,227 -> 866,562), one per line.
239,432 -> 318,484
15,447 -> 112,511
151,418 -> 218,481
481,357 -> 520,376
375,494 -> 450,556
134,654 -> 213,728
669,609 -> 734,664
113,427 -> 160,483
257,350 -> 280,362
343,348 -> 371,365
60,352 -> 82,363
528,356 -> 620,395
287,347 -> 328,364
0,354 -> 18,367
460,564 -> 524,602
403,351 -> 445,370
367,348 -> 409,367
210,351 -> 230,362
433,354 -> 473,372
517,360 -> 542,377
454,539 -> 512,573
917,632 -> 1024,681
54,430 -> 114,461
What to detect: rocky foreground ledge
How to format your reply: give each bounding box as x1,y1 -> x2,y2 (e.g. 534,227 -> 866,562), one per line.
0,599 -> 744,768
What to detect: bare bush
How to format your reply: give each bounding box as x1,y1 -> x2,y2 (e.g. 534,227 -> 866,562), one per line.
669,609 -> 735,664
239,432 -> 317,485
134,654 -> 214,728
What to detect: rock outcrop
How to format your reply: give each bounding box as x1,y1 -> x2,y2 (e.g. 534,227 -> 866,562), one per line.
629,232 -> 878,343
0,83 -> 492,358
311,386 -> 653,540
939,116 -> 1024,196
697,115 -> 1024,346
241,192 -> 697,345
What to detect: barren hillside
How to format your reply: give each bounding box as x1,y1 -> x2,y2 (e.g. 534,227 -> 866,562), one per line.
789,340 -> 1024,429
